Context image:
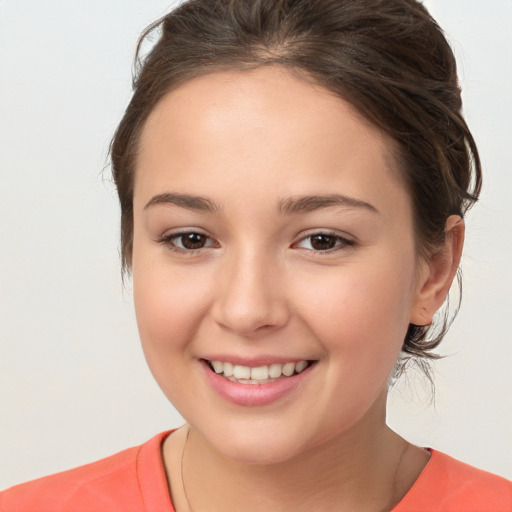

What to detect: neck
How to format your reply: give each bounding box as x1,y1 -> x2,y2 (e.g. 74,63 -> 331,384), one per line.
164,400 -> 428,512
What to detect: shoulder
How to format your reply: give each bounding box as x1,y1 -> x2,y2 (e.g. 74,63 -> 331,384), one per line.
395,449 -> 512,512
0,431 -> 173,512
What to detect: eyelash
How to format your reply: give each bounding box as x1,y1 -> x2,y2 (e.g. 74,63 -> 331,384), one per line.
293,232 -> 355,253
158,230 -> 355,254
158,230 -> 218,254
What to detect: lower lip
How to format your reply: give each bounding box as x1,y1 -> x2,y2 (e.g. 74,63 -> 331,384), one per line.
201,361 -> 314,407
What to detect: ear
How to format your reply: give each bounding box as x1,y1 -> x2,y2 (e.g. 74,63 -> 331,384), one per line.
410,215 -> 465,326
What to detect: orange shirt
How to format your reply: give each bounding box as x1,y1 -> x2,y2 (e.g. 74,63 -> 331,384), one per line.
1,431 -> 511,512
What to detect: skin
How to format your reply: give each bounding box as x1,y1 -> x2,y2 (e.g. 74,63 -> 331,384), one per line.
131,66 -> 464,511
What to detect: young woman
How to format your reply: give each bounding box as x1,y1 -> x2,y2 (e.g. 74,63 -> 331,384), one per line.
2,0 -> 511,510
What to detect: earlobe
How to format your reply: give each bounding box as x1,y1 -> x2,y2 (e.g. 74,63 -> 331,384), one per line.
410,215 -> 465,326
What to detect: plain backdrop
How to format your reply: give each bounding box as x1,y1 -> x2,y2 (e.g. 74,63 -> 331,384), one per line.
1,0 -> 511,489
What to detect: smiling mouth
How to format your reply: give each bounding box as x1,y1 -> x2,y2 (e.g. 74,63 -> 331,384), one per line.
204,359 -> 313,385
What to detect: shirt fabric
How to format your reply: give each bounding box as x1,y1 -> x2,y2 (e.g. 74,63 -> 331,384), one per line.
1,431 -> 511,512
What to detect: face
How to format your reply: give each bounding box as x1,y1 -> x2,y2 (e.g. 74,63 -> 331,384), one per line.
132,66 -> 429,464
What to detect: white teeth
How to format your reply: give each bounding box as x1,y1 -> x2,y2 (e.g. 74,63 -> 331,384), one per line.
282,362 -> 295,377
268,363 -> 282,379
233,365 -> 251,379
295,360 -> 308,373
208,360 -> 310,383
223,362 -> 234,377
250,365 -> 269,380
211,360 -> 223,373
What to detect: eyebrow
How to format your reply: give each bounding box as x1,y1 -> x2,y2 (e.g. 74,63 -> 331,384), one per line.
278,194 -> 379,215
144,193 -> 220,213
143,192 -> 378,215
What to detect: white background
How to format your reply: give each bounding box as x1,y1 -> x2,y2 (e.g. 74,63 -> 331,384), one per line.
0,0 -> 511,489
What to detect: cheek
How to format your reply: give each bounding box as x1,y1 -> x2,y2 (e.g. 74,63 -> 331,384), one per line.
289,257 -> 416,430
132,251 -> 212,362
132,262 -> 214,413
295,253 -> 416,365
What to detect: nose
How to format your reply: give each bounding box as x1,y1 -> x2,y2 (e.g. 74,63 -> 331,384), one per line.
211,249 -> 290,337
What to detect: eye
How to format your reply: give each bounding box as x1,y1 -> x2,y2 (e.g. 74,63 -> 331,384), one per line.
160,231 -> 217,251
295,232 -> 354,252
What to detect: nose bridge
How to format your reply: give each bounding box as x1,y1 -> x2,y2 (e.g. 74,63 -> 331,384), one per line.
212,243 -> 288,336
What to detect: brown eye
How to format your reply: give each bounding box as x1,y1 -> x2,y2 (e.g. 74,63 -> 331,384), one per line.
178,233 -> 208,250
295,232 -> 354,252
309,234 -> 338,251
162,231 -> 216,251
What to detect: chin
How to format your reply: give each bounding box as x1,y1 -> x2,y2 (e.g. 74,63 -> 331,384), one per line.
194,420 -> 323,466
222,441 -> 302,466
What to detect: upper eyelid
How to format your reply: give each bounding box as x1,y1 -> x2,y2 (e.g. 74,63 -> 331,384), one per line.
296,235 -> 353,245
292,231 -> 356,253
157,228 -> 355,246
294,228 -> 355,242
158,228 -> 352,237
158,228 -> 215,242
159,227 -> 211,239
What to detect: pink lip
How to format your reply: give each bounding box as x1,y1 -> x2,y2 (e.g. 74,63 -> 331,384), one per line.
200,360 -> 315,407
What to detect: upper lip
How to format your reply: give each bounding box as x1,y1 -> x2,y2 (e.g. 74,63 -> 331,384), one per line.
200,355 -> 314,367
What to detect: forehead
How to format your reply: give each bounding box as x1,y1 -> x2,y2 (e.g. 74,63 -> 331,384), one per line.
135,66 -> 408,218
140,66 -> 390,158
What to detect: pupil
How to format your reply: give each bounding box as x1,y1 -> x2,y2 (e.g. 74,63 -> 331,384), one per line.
311,234 -> 336,250
183,233 -> 205,249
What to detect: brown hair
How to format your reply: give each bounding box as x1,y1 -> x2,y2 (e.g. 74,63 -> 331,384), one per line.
110,0 -> 481,366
